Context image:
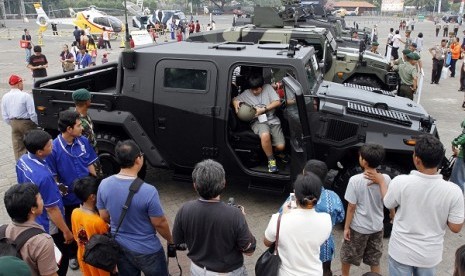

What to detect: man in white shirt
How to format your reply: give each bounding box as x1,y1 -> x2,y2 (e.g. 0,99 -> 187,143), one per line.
1,75 -> 38,160
366,134 -> 464,276
391,30 -> 404,60
102,27 -> 111,50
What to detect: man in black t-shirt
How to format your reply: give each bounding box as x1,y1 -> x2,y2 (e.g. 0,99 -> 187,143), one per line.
27,46 -> 48,82
173,159 -> 256,275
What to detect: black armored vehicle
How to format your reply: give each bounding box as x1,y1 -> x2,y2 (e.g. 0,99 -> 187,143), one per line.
33,41 -> 439,195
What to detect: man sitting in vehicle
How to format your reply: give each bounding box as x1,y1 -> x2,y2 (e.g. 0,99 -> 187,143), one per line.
232,73 -> 284,173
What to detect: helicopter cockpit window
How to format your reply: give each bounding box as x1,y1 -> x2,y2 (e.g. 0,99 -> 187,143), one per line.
164,68 -> 208,91
94,17 -> 108,26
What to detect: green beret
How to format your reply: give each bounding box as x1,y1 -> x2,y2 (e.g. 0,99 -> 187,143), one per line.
402,49 -> 411,55
372,42 -> 379,46
72,88 -> 91,101
406,52 -> 420,60
0,256 -> 31,276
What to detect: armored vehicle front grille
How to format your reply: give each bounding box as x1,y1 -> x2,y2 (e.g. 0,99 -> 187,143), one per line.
343,83 -> 395,97
347,102 -> 412,127
325,119 -> 358,142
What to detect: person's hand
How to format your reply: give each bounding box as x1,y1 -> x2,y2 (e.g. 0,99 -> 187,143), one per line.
233,101 -> 241,113
344,228 -> 351,241
255,107 -> 265,117
239,205 -> 246,216
281,202 -> 291,214
63,229 -> 74,244
364,170 -> 384,185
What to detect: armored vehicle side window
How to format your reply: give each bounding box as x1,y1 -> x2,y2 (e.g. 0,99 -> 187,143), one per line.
164,68 -> 208,91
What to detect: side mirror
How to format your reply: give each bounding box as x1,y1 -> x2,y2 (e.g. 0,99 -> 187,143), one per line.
282,76 -> 304,96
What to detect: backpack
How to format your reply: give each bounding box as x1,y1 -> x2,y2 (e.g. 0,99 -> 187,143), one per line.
0,224 -> 45,259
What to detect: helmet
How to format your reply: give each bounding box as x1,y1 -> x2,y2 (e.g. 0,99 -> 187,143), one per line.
237,102 -> 256,122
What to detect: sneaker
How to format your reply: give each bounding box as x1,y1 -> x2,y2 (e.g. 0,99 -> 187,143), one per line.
69,258 -> 79,270
268,159 -> 278,173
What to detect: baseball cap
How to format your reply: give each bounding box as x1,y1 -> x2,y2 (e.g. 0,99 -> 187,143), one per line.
8,75 -> 23,85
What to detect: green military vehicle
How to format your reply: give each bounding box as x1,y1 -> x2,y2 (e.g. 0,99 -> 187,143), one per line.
188,23 -> 397,90
233,6 -> 372,48
33,41 -> 442,197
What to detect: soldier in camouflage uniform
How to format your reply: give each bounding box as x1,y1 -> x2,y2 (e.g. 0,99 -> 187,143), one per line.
72,88 -> 103,178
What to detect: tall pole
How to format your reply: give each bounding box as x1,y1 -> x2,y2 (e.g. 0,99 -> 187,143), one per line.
438,0 -> 442,14
123,0 -> 131,50
19,0 -> 26,20
0,0 -> 6,27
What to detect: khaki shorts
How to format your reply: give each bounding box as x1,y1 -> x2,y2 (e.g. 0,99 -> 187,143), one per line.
251,122 -> 285,147
340,228 -> 383,266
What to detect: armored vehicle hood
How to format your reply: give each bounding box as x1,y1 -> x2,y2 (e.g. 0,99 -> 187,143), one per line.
337,47 -> 388,64
317,81 -> 429,119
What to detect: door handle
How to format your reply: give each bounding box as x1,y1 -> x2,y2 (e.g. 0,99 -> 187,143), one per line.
158,117 -> 166,129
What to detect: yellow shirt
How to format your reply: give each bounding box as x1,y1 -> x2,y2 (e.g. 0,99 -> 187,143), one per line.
71,207 -> 110,276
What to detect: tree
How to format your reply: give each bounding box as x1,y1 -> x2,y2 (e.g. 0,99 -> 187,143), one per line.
210,0 -> 233,10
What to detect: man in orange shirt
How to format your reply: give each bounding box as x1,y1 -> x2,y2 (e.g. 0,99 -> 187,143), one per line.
450,37 -> 461,78
71,176 -> 109,276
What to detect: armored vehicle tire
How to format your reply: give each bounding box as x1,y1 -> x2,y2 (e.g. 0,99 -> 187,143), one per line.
332,164 -> 402,238
347,75 -> 382,89
96,133 -> 147,180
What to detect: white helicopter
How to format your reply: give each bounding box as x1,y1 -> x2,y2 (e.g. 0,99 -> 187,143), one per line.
34,3 -> 124,35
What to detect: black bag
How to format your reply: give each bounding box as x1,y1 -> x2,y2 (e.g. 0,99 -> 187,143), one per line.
0,224 -> 45,259
83,178 -> 143,272
255,213 -> 282,276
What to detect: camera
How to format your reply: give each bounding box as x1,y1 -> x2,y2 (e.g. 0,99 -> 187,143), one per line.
228,197 -> 243,209
167,243 -> 187,258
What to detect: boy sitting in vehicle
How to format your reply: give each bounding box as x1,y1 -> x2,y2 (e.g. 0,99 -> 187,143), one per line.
232,73 -> 284,173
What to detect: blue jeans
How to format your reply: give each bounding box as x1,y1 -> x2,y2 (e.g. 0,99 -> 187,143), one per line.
450,156 -> 465,192
389,256 -> 436,276
117,246 -> 167,276
25,48 -> 31,62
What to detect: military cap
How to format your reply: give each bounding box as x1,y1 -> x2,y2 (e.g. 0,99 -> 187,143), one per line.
406,52 -> 420,60
72,88 -> 91,101
372,42 -> 379,46
402,49 -> 411,55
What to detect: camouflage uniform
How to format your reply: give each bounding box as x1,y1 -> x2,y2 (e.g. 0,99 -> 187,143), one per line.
80,114 -> 97,150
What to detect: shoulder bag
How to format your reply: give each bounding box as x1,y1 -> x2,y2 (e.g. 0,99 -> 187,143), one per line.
83,178 -> 144,272
255,213 -> 282,276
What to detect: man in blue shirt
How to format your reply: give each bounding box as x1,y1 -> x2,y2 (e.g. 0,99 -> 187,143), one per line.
47,110 -> 98,270
16,129 -> 74,276
97,140 -> 173,276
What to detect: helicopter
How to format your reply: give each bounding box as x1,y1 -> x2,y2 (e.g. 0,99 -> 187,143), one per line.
34,3 -> 124,35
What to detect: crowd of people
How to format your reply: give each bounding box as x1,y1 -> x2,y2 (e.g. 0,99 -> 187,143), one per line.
381,19 -> 465,104
4,15 -> 465,276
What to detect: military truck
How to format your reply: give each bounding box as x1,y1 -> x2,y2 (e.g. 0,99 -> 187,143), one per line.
33,41 -> 441,200
188,25 -> 397,90
233,6 -> 371,48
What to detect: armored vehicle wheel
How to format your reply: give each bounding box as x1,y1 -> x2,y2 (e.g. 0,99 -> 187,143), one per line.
347,75 -> 382,89
96,133 -> 147,180
96,133 -> 121,178
332,164 -> 401,238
